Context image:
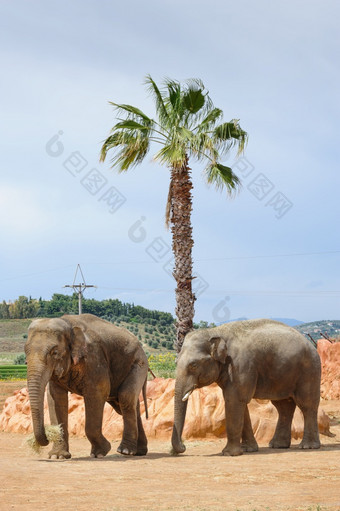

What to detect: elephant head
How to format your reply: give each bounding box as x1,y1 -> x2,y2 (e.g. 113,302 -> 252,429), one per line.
171,330 -> 228,454
24,318 -> 87,447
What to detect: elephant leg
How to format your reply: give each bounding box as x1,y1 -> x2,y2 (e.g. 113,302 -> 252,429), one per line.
269,398 -> 296,448
108,397 -> 148,454
241,406 -> 258,452
136,400 -> 148,456
222,393 -> 246,456
297,404 -> 321,449
117,364 -> 148,456
47,381 -> 71,459
84,392 -> 111,458
295,382 -> 321,449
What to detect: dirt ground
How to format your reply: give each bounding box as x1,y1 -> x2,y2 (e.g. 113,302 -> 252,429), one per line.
1,382 -> 340,511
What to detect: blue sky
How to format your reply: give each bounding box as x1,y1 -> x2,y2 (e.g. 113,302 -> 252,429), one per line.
0,0 -> 339,323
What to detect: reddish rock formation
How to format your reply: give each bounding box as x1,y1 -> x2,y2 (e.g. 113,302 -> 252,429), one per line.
0,378 -> 332,444
317,339 -> 340,400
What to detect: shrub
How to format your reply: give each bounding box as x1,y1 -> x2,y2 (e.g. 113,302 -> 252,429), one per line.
148,352 -> 176,379
14,353 -> 26,365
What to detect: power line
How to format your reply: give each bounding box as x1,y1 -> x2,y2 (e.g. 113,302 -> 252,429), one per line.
82,249 -> 340,266
0,249 -> 339,284
98,285 -> 340,296
195,250 -> 340,262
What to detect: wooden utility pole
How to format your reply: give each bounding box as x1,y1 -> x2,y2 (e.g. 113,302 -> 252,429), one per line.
64,264 -> 96,314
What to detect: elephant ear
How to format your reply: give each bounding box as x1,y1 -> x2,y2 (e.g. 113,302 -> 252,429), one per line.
209,337 -> 228,364
70,326 -> 88,365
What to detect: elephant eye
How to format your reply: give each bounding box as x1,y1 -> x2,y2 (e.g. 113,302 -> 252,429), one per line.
51,348 -> 59,358
188,362 -> 198,372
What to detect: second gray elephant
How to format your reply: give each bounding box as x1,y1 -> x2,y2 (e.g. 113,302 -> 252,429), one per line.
171,319 -> 321,456
25,314 -> 148,459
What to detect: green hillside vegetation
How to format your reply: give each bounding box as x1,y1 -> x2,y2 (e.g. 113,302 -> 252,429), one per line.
0,317 -> 176,365
295,320 -> 340,340
0,294 -> 174,324
0,319 -> 31,365
0,295 -> 219,366
0,295 -> 179,366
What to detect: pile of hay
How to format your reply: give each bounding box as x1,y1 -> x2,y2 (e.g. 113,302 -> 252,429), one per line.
25,425 -> 63,454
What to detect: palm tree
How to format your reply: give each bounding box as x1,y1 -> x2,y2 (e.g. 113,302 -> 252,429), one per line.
100,76 -> 247,352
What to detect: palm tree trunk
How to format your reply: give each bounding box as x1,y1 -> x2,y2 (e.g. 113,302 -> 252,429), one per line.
169,157 -> 195,352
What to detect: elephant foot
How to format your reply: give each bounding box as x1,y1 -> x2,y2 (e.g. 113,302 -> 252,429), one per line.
90,438 -> 111,458
117,442 -> 148,456
222,444 -> 243,457
117,443 -> 136,456
299,439 -> 321,449
48,448 -> 71,460
241,441 -> 258,453
171,442 -> 186,455
269,438 -> 291,449
135,445 -> 148,456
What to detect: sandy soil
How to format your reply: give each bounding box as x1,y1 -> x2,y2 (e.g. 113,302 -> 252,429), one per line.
1,382 -> 340,511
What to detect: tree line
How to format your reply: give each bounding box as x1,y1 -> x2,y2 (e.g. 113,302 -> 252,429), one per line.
0,294 -> 174,325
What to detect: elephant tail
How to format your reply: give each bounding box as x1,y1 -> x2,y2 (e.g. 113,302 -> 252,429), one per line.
142,377 -> 148,419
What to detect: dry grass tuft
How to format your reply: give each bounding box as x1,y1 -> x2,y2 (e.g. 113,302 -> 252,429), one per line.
25,425 -> 63,454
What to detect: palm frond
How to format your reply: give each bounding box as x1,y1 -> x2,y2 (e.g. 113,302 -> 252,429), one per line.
205,162 -> 241,194
181,79 -> 214,129
153,143 -> 186,168
182,86 -> 205,114
100,128 -> 150,170
114,120 -> 151,131
144,75 -> 170,127
177,126 -> 193,142
214,120 -> 248,156
112,138 -> 150,172
195,108 -> 223,132
100,133 -> 121,162
109,102 -> 152,124
189,132 -> 219,162
166,79 -> 182,110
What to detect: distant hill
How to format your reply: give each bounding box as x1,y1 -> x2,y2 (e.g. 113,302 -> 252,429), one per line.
225,317 -> 340,339
295,320 -> 340,339
271,318 -> 304,327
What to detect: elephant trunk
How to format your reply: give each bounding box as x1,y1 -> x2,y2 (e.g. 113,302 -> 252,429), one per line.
171,381 -> 188,454
27,358 -> 52,446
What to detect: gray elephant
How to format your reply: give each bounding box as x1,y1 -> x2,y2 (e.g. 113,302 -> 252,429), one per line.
25,313 -> 148,459
171,319 -> 321,456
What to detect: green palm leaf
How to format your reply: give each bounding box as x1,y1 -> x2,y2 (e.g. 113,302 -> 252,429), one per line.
144,75 -> 170,127
109,102 -> 152,124
154,143 -> 186,167
206,163 -> 241,194
214,120 -> 248,155
195,108 -> 223,132
114,120 -> 151,131
183,87 -> 205,114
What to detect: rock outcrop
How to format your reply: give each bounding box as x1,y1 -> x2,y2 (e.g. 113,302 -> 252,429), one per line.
317,339 -> 340,400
